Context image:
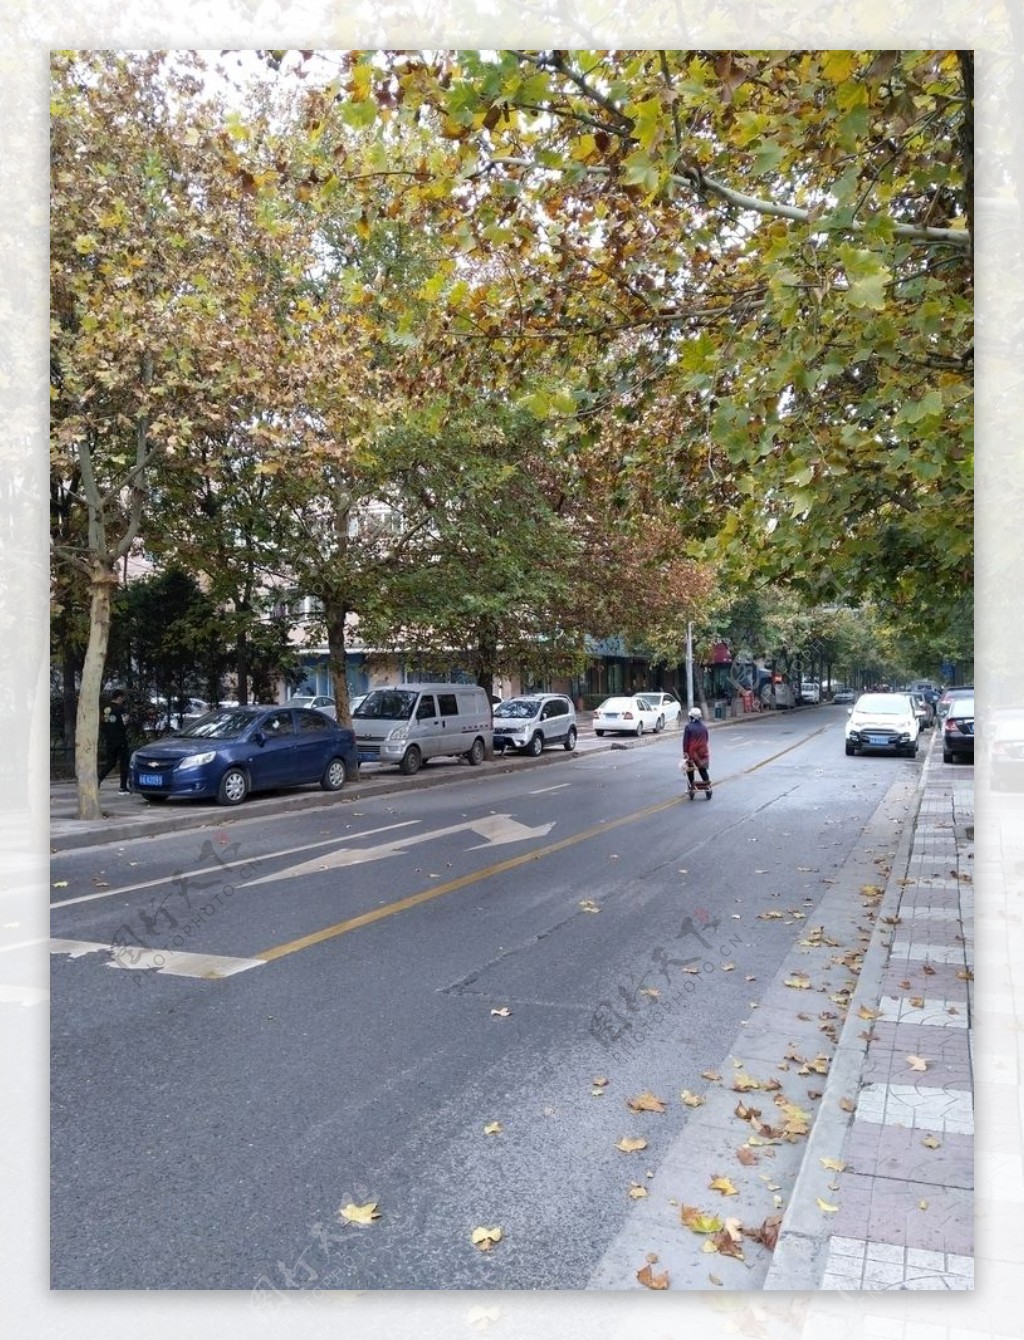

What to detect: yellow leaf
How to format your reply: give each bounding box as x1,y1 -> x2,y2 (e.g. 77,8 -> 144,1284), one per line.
471,1226 -> 503,1250
816,1198 -> 840,1213
483,1121 -> 502,1135
784,975 -> 811,989
627,1091 -> 667,1114
616,1137 -> 648,1153
680,1090 -> 705,1107
701,1070 -> 721,1082
636,1262 -> 669,1289
839,1097 -> 856,1112
338,1201 -> 381,1225
820,1157 -> 846,1172
922,1134 -> 941,1149
906,1055 -> 929,1072
628,1184 -> 648,1199
709,1175 -> 739,1196
579,899 -> 601,913
681,1206 -> 724,1234
732,1073 -> 761,1091
919,1200 -> 928,1210
857,1004 -> 881,1020
53,881 -> 69,888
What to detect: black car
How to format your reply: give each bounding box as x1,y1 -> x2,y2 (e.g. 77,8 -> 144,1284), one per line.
942,695 -> 974,764
130,706 -> 358,805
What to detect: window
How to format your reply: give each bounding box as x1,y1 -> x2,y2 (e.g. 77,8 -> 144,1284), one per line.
438,693 -> 459,716
542,699 -> 566,720
297,710 -> 330,733
416,696 -> 437,720
262,711 -> 294,737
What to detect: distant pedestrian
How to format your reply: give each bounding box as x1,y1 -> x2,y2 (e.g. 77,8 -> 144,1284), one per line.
99,690 -> 132,793
682,707 -> 712,798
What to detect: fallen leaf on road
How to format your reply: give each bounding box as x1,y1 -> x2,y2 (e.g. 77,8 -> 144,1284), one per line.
578,900 -> 601,913
701,1070 -> 721,1082
681,1206 -> 724,1234
709,1175 -> 738,1196
338,1201 -> 381,1225
922,962 -> 936,975
628,1184 -> 648,1199
592,1076 -> 609,1087
721,963 -> 735,972
742,1214 -> 782,1251
680,1090 -> 705,1107
919,1200 -> 928,1210
708,1273 -> 724,1286
957,968 -> 973,981
640,987 -> 659,999
732,1073 -> 762,1092
616,1137 -> 648,1153
816,1198 -> 839,1213
483,1122 -> 502,1135
636,1262 -> 669,1289
909,996 -> 925,1008
490,1007 -> 511,1018
627,1091 -> 667,1114
736,1146 -> 759,1166
775,1098 -> 812,1138
471,1226 -> 502,1251
860,885 -> 884,898
907,1055 -> 929,1071
758,910 -> 784,920
839,1097 -> 856,1112
784,974 -> 811,990
922,1135 -> 941,1149
52,881 -> 68,889
857,1004 -> 881,1020
820,1157 -> 846,1172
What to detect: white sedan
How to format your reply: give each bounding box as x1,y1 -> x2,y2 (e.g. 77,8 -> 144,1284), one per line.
593,695 -> 665,736
638,691 -> 683,727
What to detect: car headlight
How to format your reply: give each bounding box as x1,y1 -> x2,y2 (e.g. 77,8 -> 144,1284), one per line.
178,751 -> 217,769
387,725 -> 409,742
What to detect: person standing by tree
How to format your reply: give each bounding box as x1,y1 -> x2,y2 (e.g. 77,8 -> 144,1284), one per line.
98,689 -> 132,793
682,707 -> 712,799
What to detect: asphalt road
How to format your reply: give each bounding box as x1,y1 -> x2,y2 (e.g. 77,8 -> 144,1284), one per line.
50,706 -> 925,1290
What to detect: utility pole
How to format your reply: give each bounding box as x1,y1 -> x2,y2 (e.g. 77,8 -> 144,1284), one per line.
686,623 -> 694,711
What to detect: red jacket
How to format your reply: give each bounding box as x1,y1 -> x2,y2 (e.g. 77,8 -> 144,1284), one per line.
683,719 -> 710,764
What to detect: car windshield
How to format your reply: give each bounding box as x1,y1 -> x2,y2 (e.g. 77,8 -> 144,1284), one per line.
177,709 -> 260,739
494,699 -> 541,719
949,699 -> 974,717
290,696 -> 315,706
353,690 -> 417,720
855,695 -> 909,715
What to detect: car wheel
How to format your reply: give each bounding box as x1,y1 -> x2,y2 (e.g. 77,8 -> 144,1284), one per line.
400,745 -> 422,776
526,732 -> 544,757
320,757 -> 347,791
654,716 -> 665,733
595,730 -> 604,737
217,767 -> 248,806
845,742 -> 856,756
564,726 -> 577,752
142,794 -> 169,804
943,749 -> 954,764
635,721 -> 644,737
466,737 -> 486,766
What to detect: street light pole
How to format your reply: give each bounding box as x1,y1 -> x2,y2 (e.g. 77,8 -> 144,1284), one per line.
686,622 -> 694,711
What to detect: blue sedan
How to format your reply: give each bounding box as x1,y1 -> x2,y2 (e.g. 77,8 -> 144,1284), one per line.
129,706 -> 358,806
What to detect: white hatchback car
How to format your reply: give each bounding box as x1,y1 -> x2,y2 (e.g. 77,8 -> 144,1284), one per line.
637,691 -> 683,726
289,694 -> 337,720
593,695 -> 665,736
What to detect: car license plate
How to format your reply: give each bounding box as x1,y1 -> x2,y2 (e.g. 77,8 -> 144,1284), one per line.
139,773 -> 163,787
867,735 -> 888,746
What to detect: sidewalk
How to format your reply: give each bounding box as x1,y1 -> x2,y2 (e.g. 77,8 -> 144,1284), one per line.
766,735 -> 974,1289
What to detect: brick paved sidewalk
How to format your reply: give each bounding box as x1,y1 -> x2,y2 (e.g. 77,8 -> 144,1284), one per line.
767,742 -> 974,1289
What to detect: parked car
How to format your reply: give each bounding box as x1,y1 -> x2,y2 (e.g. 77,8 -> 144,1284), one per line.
844,692 -> 920,758
759,677 -> 796,709
289,693 -> 337,720
908,691 -> 935,730
351,683 -> 492,774
593,695 -> 665,736
989,706 -> 1024,790
942,694 -> 975,764
492,694 -> 577,755
936,685 -> 973,721
129,706 -> 357,805
799,681 -> 821,704
832,688 -> 855,705
637,691 -> 683,726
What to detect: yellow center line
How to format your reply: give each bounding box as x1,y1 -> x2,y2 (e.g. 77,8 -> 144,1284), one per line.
254,724 -> 826,965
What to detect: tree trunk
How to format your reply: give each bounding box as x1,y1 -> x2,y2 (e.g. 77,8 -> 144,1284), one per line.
62,648 -> 79,753
74,561 -> 119,819
326,598 -> 353,724
236,624 -> 250,706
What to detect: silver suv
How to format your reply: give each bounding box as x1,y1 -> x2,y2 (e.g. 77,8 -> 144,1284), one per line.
492,694 -> 577,756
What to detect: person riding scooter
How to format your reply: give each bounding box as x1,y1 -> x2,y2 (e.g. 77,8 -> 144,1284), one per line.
682,707 -> 712,799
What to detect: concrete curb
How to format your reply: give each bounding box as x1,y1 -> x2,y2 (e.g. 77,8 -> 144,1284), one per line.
761,741 -> 934,1288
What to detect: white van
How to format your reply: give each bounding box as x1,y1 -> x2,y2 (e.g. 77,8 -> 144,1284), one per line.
352,684 -> 493,775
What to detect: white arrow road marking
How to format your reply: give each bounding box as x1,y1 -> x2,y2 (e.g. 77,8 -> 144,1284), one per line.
242,814 -> 555,887
50,938 -> 265,980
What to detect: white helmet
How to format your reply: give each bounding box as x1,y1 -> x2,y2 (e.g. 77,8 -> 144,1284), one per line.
688,707 -> 702,720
